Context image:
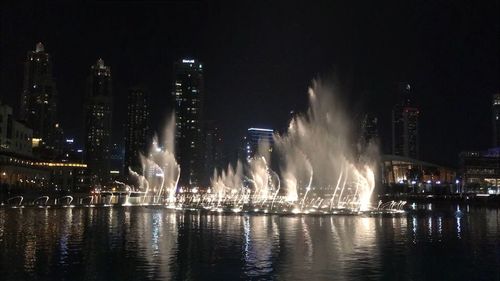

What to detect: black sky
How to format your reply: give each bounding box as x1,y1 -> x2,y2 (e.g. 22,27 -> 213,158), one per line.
1,0 -> 499,167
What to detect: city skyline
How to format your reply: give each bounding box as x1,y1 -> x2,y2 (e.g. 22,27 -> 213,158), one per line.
0,1 -> 498,168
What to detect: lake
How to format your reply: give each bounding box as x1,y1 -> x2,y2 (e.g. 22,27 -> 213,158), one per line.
0,204 -> 498,280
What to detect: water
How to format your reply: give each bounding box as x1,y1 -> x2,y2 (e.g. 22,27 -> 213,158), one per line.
0,205 -> 499,281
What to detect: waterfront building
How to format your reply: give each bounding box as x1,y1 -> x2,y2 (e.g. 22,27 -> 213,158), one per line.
110,142 -> 124,179
0,101 -> 32,156
361,114 -> 379,144
380,154 -> 456,194
19,42 -> 59,151
0,152 -> 88,195
459,148 -> 500,194
84,59 -> 113,187
172,58 -> 204,186
392,82 -> 419,159
124,88 -> 150,174
204,120 -> 224,184
244,128 -> 274,161
492,94 -> 500,147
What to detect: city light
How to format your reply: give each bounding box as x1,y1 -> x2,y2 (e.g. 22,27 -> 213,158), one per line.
247,128 -> 273,132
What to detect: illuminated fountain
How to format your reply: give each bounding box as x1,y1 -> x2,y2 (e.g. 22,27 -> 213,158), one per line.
120,79 -> 402,214
129,115 -> 181,206
0,80 -> 403,213
204,80 -> 384,214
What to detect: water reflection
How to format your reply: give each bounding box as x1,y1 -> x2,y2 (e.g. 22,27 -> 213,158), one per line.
0,205 -> 498,281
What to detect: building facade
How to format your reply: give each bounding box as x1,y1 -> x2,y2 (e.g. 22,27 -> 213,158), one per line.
0,102 -> 33,156
124,88 -> 150,175
392,82 -> 419,159
361,114 -> 379,145
84,59 -> 113,187
381,154 -> 456,194
172,59 -> 204,186
459,149 -> 500,194
492,94 -> 500,147
244,128 -> 274,161
19,42 -> 58,150
204,120 -> 224,184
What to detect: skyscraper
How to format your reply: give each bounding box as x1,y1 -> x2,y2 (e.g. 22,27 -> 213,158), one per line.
244,128 -> 274,161
361,114 -> 379,145
204,120 -> 224,184
125,88 -> 150,174
172,58 -> 204,186
392,83 -> 419,159
84,58 -> 113,186
492,94 -> 500,147
20,42 -> 58,150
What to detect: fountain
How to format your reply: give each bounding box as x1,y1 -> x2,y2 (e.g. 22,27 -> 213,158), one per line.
57,196 -> 74,207
33,196 -> 50,207
129,114 -> 181,206
204,80 -> 380,214
6,196 -> 24,208
119,79 -> 403,215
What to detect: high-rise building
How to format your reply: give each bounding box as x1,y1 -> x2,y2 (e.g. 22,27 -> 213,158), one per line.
0,101 -> 33,156
84,58 -> 113,186
172,58 -> 205,186
125,88 -> 150,174
361,114 -> 379,145
20,42 -> 58,150
204,120 -> 224,184
392,82 -> 419,159
110,142 -> 124,178
492,94 -> 500,147
244,128 -> 274,161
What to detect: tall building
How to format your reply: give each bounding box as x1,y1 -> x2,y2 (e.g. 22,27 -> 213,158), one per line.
392,83 -> 419,159
110,142 -> 124,177
84,58 -> 113,186
492,94 -> 500,147
244,128 -> 274,161
204,120 -> 224,184
361,114 -> 379,144
124,88 -> 150,174
172,58 -> 205,186
19,42 -> 58,150
0,101 -> 33,156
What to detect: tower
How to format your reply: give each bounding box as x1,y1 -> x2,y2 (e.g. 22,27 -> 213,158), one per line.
392,83 -> 419,159
125,88 -> 150,175
20,42 -> 58,150
172,59 -> 205,186
84,58 -> 113,186
492,94 -> 500,147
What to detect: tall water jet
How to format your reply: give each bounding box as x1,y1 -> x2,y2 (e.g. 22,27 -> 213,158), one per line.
129,114 -> 181,205
273,79 -> 377,212
205,79 -> 377,213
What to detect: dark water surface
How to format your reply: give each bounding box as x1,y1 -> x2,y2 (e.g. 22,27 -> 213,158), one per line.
0,205 -> 499,281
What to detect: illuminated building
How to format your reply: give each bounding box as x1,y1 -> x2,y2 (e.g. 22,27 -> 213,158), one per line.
459,149 -> 500,194
392,82 -> 419,159
0,101 -> 32,156
110,142 -> 124,178
361,114 -> 379,144
19,42 -> 59,150
245,128 -> 274,161
204,120 -> 224,184
172,58 -> 204,186
492,94 -> 500,147
381,154 -> 456,193
84,58 -> 112,187
124,88 -> 150,174
0,153 -> 88,194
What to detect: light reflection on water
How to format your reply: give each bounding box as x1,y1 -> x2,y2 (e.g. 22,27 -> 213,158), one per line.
0,205 -> 499,281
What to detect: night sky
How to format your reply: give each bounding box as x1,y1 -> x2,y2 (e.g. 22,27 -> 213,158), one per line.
1,1 -> 498,167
